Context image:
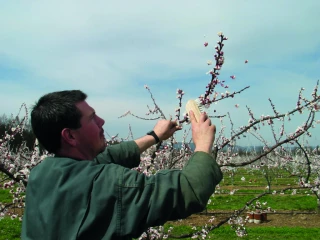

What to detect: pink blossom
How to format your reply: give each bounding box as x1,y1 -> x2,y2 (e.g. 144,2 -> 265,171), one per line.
176,89 -> 184,95
208,216 -> 215,223
230,75 -> 236,79
204,42 -> 208,47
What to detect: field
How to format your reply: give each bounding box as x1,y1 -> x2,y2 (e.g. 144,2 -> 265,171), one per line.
164,168 -> 320,239
1,168 -> 319,239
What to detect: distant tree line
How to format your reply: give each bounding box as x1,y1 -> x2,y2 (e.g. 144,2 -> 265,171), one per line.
222,145 -> 320,156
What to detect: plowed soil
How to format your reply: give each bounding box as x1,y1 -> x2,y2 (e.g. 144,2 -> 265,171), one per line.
169,210 -> 320,228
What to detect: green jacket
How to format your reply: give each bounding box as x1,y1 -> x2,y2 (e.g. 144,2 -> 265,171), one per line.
21,141 -> 222,239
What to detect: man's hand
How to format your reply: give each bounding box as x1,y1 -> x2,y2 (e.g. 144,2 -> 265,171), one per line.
154,119 -> 182,141
189,110 -> 216,154
134,119 -> 182,153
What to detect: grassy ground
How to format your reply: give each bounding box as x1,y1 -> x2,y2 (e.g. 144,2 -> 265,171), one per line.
0,188 -> 13,204
208,194 -> 317,211
0,218 -> 21,240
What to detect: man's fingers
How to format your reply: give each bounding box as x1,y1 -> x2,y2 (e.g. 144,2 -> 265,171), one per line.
199,112 -> 208,122
189,110 -> 196,123
175,125 -> 182,131
170,120 -> 182,131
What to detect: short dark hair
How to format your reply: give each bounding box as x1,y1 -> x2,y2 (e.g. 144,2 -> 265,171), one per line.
31,90 -> 87,153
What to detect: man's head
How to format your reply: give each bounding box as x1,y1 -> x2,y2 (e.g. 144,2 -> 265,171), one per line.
31,90 -> 106,160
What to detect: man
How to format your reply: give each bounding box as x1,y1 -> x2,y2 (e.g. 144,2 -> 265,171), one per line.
22,90 -> 222,239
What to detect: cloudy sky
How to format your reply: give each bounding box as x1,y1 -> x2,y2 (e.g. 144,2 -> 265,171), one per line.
0,0 -> 319,146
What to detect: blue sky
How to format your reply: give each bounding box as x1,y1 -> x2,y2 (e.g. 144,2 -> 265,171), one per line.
0,0 -> 319,146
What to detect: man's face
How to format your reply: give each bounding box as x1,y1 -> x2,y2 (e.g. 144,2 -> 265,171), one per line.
72,101 -> 106,159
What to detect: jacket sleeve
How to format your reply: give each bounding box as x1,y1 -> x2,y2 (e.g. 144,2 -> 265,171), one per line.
117,151 -> 223,238
93,141 -> 140,168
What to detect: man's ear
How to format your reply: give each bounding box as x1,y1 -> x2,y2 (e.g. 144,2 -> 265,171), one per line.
61,128 -> 77,147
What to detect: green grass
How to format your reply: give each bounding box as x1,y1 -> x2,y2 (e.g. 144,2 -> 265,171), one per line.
165,225 -> 320,239
0,189 -> 22,239
0,189 -> 12,203
0,218 -> 21,240
208,194 -> 317,211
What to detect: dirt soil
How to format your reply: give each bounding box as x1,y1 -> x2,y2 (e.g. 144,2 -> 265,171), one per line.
168,210 -> 320,228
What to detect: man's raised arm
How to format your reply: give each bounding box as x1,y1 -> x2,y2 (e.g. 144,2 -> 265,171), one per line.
94,119 -> 181,168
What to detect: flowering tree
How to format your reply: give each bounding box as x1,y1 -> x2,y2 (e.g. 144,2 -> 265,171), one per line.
1,32 -> 319,238
0,104 -> 48,220
119,32 -> 320,238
